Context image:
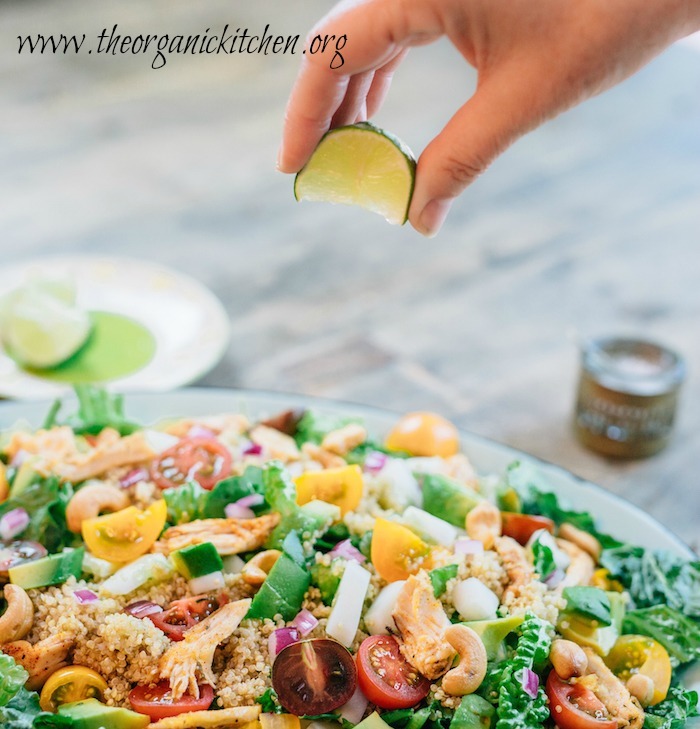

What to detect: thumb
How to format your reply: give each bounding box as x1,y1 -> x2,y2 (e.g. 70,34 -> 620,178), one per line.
408,76 -> 538,236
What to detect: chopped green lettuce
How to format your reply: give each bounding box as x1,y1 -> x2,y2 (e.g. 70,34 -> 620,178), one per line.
45,385 -> 140,436
643,687 -> 698,729
0,654 -> 28,708
163,480 -> 208,525
202,466 -> 265,519
601,546 -> 700,618
0,475 -> 74,553
623,605 -> 700,667
478,613 -> 552,729
530,536 -> 556,581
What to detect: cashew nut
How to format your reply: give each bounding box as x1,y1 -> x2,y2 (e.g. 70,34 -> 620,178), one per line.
65,482 -> 130,533
550,639 -> 588,680
321,424 -> 367,456
0,584 -> 34,643
2,632 -> 75,690
465,501 -> 502,550
627,673 -> 655,707
558,523 -> 602,563
441,624 -> 488,696
241,549 -> 282,586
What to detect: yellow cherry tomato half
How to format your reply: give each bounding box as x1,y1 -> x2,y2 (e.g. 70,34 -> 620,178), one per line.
385,412 -> 459,457
82,499 -> 167,563
40,665 -> 108,712
371,517 -> 431,583
604,635 -> 671,706
260,714 -> 301,729
295,465 -> 363,516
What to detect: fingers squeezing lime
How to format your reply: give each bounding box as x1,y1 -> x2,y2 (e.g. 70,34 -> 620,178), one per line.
294,122 -> 416,225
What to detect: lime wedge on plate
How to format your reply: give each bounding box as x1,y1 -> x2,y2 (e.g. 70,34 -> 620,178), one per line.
1,283 -> 93,370
294,122 -> 416,225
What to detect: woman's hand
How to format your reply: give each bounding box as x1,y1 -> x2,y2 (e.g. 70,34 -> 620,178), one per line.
279,0 -> 698,236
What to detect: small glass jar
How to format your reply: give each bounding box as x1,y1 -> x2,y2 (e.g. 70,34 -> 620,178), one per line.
574,337 -> 686,458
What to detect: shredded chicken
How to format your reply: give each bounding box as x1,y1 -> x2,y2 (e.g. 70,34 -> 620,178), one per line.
152,514 -> 280,555
580,649 -> 645,729
392,571 -> 456,680
2,632 -> 75,690
494,536 -> 535,601
249,425 -> 301,461
160,599 -> 251,700
557,538 -> 595,588
7,426 -> 155,483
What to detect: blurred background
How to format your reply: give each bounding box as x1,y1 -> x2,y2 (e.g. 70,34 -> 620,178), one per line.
1,0 -> 699,546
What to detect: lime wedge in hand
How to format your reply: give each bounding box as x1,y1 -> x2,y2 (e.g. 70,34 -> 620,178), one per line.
294,122 -> 416,225
1,285 -> 92,370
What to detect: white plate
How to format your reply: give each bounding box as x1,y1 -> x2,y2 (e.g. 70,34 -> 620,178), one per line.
1,387 -> 698,693
0,256 -> 230,399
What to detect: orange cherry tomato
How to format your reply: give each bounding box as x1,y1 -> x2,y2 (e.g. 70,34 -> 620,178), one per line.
295,465 -> 363,516
371,518 -> 430,582
385,412 -> 459,457
604,635 -> 671,706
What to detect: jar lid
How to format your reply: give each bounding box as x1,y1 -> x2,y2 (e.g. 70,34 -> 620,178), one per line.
582,337 -> 686,397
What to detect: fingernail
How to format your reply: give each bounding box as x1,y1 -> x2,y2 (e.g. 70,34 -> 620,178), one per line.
417,198 -> 452,237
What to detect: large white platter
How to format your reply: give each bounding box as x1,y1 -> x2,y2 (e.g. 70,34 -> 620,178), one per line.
1,387 -> 698,694
0,387 -> 694,558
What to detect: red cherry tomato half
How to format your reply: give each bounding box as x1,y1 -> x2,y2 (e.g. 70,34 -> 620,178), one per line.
546,671 -> 617,729
356,635 -> 431,710
151,437 -> 233,491
272,638 -> 357,716
501,512 -> 555,545
147,595 -> 224,641
129,681 -> 213,721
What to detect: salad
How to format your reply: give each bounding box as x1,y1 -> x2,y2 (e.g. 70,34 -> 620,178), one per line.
0,386 -> 698,729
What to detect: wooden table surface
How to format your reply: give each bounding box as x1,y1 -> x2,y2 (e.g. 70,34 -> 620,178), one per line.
1,0 -> 699,549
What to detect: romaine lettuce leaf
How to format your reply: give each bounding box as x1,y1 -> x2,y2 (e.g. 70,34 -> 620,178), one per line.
623,605 -> 700,667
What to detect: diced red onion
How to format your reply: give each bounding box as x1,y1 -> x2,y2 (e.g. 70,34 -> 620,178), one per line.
329,539 -> 366,564
10,449 -> 30,468
188,424 -> 217,439
235,493 -> 264,508
124,600 -> 164,619
363,451 -> 388,474
225,503 -> 256,519
0,508 -> 30,541
242,441 -> 263,456
520,668 -> 540,699
74,589 -> 98,604
454,538 -> 484,556
268,627 -> 299,658
292,609 -> 319,637
119,467 -> 149,489
544,568 -> 566,589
